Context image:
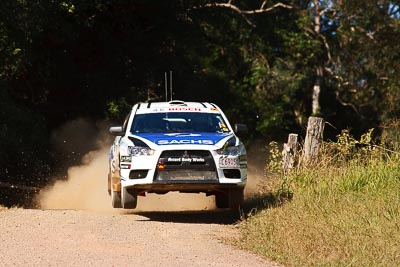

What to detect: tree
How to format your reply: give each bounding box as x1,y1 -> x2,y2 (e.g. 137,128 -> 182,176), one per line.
194,0 -> 327,133
194,0 -> 400,136
332,1 -> 400,128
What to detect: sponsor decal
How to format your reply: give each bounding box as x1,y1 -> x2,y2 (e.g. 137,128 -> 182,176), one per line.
109,147 -> 114,160
133,132 -> 232,146
164,133 -> 201,137
120,156 -> 132,162
111,160 -> 116,173
136,107 -> 220,114
121,164 -> 131,169
157,139 -> 214,145
167,157 -> 205,163
151,108 -> 165,112
169,107 -> 202,112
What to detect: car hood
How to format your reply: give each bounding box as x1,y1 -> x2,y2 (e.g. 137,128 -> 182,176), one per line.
132,132 -> 233,146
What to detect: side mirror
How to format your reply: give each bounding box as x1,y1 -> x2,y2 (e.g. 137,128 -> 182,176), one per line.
109,126 -> 124,136
234,123 -> 248,135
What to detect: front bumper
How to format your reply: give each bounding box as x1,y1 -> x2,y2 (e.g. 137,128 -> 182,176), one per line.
127,182 -> 246,195
118,146 -> 247,193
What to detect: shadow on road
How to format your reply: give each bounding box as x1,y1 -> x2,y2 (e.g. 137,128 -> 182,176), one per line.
128,209 -> 240,225
120,192 -> 286,225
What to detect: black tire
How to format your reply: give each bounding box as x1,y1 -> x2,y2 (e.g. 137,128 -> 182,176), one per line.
111,189 -> 122,208
229,188 -> 244,209
215,193 -> 229,209
107,173 -> 111,196
122,187 -> 138,209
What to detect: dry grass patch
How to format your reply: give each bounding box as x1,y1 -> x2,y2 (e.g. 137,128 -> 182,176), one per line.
236,130 -> 400,266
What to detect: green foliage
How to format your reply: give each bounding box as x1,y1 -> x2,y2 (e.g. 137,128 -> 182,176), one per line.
265,141 -> 282,174
332,0 -> 400,127
282,16 -> 324,65
106,97 -> 131,122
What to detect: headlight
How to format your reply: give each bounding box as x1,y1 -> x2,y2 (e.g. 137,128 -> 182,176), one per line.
217,138 -> 246,156
218,146 -> 238,156
128,146 -> 155,156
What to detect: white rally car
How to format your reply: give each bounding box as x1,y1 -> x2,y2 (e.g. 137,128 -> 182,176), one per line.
108,100 -> 247,209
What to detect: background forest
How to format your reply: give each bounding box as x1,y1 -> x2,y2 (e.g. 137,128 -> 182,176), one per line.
0,0 -> 399,206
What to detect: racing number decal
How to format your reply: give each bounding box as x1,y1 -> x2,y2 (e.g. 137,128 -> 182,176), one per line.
219,157 -> 240,168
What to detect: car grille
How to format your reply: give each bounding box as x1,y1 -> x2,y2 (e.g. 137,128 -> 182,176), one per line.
154,150 -> 217,182
156,170 -> 218,182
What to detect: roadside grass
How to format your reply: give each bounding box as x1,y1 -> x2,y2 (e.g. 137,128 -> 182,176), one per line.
236,130 -> 400,266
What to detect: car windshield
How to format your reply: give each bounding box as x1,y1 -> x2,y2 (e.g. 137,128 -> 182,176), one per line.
131,112 -> 230,134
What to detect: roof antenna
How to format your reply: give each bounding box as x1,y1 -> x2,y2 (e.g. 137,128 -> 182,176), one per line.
170,70 -> 173,101
164,72 -> 168,102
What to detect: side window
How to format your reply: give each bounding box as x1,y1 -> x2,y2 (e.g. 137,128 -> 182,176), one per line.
215,115 -> 230,133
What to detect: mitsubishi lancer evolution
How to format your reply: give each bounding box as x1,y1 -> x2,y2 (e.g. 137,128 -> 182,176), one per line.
108,100 -> 247,210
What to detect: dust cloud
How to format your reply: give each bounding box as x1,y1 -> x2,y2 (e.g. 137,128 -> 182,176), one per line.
37,119 -> 268,212
245,139 -> 269,197
38,148 -> 117,212
37,144 -> 216,212
50,118 -> 99,156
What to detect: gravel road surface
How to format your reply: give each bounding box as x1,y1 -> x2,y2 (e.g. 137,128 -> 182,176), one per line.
0,208 -> 279,266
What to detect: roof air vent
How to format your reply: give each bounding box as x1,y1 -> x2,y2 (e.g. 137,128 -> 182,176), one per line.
168,100 -> 186,106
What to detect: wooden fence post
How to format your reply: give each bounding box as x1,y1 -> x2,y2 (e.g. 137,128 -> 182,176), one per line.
283,133 -> 298,174
303,116 -> 325,164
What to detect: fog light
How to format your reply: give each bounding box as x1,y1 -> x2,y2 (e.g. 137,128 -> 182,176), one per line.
157,162 -> 166,170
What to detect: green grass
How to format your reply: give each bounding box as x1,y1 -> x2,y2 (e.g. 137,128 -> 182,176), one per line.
236,136 -> 400,266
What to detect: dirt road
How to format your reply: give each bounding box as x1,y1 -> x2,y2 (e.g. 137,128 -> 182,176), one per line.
0,135 -> 276,266
0,208 -> 279,266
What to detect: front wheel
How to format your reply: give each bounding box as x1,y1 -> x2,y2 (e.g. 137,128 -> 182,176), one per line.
107,173 -> 111,196
229,188 -> 244,209
215,193 -> 229,208
111,189 -> 122,208
122,187 -> 138,209
215,188 -> 244,209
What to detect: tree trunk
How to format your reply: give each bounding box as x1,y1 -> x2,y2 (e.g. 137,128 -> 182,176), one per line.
312,66 -> 323,115
312,0 -> 323,115
303,116 -> 324,164
282,133 -> 298,174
